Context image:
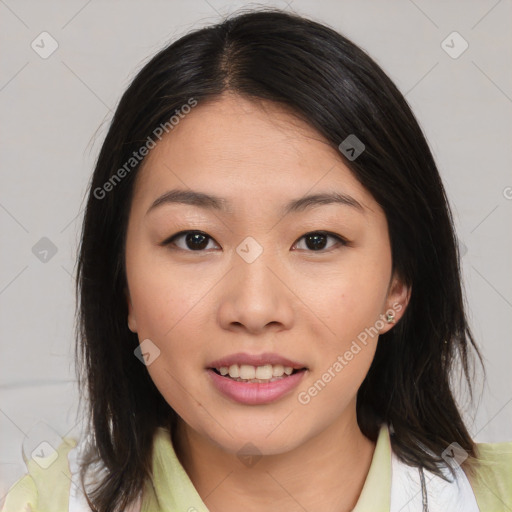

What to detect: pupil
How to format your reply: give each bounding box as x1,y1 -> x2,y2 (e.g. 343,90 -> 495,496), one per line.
306,233 -> 327,250
186,232 -> 209,250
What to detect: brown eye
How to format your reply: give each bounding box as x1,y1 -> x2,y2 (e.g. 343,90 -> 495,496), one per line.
293,231 -> 347,252
164,231 -> 219,251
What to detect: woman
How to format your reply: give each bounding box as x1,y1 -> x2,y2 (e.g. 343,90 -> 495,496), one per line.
2,7 -> 510,512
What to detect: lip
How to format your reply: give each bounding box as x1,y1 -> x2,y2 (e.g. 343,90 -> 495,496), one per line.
207,352 -> 307,370
207,368 -> 307,405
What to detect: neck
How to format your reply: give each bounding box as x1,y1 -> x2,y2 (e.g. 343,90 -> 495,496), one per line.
173,404 -> 376,512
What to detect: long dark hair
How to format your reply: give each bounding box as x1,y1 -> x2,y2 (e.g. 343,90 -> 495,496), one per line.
75,7 -> 483,510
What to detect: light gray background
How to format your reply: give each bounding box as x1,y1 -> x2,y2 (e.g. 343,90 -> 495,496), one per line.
1,0 -> 511,502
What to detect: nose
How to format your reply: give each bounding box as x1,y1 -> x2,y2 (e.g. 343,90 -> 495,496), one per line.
216,250 -> 295,335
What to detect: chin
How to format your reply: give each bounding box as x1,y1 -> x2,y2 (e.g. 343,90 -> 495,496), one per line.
198,420 -> 307,457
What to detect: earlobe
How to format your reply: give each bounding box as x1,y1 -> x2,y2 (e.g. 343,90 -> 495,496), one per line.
127,314 -> 138,333
125,287 -> 138,333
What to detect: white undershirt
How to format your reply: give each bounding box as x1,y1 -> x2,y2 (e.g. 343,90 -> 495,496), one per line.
390,449 -> 480,512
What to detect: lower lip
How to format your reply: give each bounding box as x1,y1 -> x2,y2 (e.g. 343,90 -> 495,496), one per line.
207,369 -> 307,405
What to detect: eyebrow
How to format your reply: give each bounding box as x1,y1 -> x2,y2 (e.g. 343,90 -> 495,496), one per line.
146,189 -> 365,216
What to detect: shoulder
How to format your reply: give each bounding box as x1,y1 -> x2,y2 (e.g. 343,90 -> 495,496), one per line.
1,435 -> 77,512
474,439 -> 512,470
467,439 -> 512,511
1,434 -> 143,512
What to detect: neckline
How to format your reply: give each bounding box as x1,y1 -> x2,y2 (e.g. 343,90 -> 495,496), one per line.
142,423 -> 392,512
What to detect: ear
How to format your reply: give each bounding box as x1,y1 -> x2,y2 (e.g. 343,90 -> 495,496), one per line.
125,286 -> 138,333
379,273 -> 411,335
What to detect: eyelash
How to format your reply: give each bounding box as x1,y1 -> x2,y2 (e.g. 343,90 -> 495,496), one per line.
161,230 -> 349,253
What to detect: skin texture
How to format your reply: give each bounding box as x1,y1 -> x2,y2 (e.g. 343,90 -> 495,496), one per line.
125,92 -> 410,512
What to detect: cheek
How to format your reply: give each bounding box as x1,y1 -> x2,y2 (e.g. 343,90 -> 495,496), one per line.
129,274 -> 208,372
126,243 -> 208,337
295,322 -> 378,422
304,257 -> 391,338
297,252 -> 390,401
125,249 -> 209,408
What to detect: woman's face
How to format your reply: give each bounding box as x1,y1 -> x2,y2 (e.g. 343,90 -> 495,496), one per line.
125,93 -> 409,455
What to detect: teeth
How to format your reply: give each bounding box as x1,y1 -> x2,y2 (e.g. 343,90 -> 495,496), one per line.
273,364 -> 284,377
255,364 -> 273,380
215,364 -> 299,380
239,364 -> 256,380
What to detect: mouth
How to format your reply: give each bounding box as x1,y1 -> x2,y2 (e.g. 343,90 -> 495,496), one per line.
208,364 -> 308,384
205,353 -> 309,404
207,363 -> 308,405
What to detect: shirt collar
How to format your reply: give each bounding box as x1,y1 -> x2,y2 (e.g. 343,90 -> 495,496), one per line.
352,423 -> 392,512
142,423 -> 392,512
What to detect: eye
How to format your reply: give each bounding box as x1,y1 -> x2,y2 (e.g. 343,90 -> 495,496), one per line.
292,231 -> 348,252
162,230 -> 348,253
163,230 -> 219,252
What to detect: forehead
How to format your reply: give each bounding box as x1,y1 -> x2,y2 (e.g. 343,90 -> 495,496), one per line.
131,93 -> 377,215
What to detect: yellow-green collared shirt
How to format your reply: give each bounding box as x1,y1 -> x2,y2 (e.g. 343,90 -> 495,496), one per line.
2,425 -> 511,511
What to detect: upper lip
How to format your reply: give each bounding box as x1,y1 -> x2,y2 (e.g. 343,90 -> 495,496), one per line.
207,352 -> 307,370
